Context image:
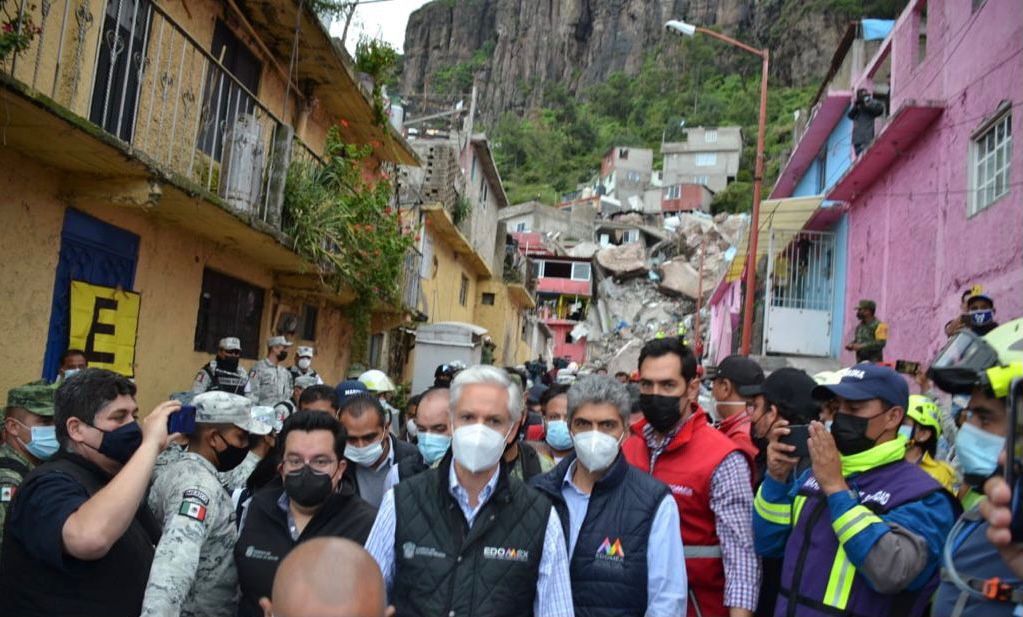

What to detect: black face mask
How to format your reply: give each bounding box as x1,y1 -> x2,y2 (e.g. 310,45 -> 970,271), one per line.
218,356 -> 239,372
276,351 -> 289,362
89,421 -> 143,464
213,433 -> 250,472
284,465 -> 334,507
830,412 -> 883,456
639,394 -> 683,432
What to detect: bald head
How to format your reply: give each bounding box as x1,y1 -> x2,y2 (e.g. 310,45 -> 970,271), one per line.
261,538 -> 388,617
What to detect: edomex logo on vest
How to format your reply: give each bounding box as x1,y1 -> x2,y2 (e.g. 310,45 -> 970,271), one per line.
482,546 -> 530,562
595,537 -> 625,565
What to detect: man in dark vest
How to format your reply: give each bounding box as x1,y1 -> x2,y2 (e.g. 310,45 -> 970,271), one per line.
754,363 -> 958,617
235,411 -> 376,617
0,368 -> 179,617
382,387 -> 452,494
192,336 -> 251,395
532,375 -> 686,616
339,394 -> 421,508
364,364 -> 574,617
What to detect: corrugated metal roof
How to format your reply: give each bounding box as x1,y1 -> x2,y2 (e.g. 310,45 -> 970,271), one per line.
725,196 -> 824,281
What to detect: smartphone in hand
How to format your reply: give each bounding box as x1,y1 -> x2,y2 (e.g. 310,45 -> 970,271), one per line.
895,360 -> 921,375
167,405 -> 197,435
778,424 -> 810,459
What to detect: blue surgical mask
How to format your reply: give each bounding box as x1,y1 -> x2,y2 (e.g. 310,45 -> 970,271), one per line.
62,368 -> 82,381
545,420 -> 573,451
897,425 -> 914,443
14,421 -> 59,461
417,432 -> 451,465
955,421 -> 1004,479
970,309 -> 994,326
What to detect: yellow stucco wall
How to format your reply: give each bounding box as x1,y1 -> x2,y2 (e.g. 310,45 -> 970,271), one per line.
473,280 -> 528,368
0,149 -> 354,412
419,229 -> 479,326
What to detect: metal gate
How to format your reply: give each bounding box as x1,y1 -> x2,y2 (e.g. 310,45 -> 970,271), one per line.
763,230 -> 836,356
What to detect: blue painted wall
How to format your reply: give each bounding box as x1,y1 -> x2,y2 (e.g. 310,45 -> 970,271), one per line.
782,109 -> 855,358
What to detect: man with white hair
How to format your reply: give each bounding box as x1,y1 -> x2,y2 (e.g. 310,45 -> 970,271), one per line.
364,365 -> 574,617
531,375 -> 687,616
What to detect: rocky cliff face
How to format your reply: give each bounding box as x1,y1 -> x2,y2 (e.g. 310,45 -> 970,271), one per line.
401,0 -> 892,121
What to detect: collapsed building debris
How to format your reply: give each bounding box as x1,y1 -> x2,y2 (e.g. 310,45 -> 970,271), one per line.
586,212 -> 748,370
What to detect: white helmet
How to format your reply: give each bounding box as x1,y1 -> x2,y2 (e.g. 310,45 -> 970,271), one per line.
358,369 -> 396,393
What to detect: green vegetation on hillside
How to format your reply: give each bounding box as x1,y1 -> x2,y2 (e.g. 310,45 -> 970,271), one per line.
490,35 -> 816,211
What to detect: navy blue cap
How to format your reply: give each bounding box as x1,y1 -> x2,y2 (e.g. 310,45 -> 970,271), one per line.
336,379 -> 368,408
811,363 -> 909,409
527,384 -> 548,405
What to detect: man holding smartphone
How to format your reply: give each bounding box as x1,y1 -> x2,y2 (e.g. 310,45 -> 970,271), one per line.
928,318 -> 1023,617
753,364 -> 958,617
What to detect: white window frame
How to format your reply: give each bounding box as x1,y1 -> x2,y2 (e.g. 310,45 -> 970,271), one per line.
695,153 -> 717,167
694,175 -> 710,186
969,109 -> 1012,216
515,221 -> 528,232
622,229 -> 640,244
705,130 -> 718,143
571,262 -> 591,281
665,184 -> 682,200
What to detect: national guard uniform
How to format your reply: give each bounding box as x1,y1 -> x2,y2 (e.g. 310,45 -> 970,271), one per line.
192,337 -> 251,395
142,392 -> 269,617
0,381 -> 57,555
288,345 -> 324,385
154,442 -> 262,493
249,336 -> 294,406
852,299 -> 888,362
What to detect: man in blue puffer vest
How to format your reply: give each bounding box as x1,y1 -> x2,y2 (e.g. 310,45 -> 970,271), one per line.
753,363 -> 958,617
532,374 -> 687,617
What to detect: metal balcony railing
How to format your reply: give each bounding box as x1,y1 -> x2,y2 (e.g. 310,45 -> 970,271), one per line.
1,0 -> 313,228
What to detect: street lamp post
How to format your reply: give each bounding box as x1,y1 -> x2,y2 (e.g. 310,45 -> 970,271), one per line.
665,20 -> 769,357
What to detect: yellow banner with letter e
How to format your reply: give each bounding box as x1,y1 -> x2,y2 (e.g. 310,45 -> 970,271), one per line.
69,281 -> 141,377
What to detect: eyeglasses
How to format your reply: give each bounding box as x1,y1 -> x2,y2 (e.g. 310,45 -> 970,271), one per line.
282,456 -> 338,474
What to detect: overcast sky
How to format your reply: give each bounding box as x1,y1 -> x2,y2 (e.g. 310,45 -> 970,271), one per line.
330,0 -> 433,54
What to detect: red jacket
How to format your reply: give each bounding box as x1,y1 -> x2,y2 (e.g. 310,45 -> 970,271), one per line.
716,412 -> 759,480
623,408 -> 740,617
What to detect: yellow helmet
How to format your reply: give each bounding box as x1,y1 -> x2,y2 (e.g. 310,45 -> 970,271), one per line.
905,394 -> 941,437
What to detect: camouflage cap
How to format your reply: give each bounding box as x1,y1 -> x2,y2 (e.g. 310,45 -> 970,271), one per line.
6,380 -> 57,418
192,391 -> 258,433
294,374 -> 319,389
857,299 -> 877,311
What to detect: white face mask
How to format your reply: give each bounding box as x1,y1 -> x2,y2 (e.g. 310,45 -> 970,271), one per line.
345,438 -> 384,467
406,419 -> 418,438
451,423 -> 511,473
572,430 -> 623,472
297,358 -> 312,370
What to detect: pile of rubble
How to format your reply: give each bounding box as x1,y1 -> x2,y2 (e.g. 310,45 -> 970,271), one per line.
586,212 -> 748,373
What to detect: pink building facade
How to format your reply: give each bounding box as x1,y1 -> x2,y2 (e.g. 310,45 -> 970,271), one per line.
830,0 -> 1022,366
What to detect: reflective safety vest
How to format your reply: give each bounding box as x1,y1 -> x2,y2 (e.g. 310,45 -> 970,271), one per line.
775,461 -> 947,617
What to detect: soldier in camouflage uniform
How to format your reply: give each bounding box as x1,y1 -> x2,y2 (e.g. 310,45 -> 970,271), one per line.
288,346 -> 324,385
0,381 -> 57,555
142,391 -> 270,617
846,299 -> 889,362
249,336 -> 294,406
192,337 -> 252,395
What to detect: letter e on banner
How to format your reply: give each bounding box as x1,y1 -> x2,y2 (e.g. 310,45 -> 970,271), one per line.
69,281 -> 141,377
